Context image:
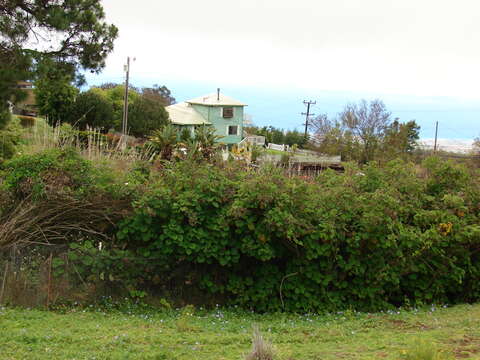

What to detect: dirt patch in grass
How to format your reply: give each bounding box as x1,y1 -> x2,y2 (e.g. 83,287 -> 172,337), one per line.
385,318 -> 433,331
448,335 -> 480,359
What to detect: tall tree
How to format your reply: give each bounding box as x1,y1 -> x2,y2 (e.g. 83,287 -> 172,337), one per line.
34,64 -> 79,125
310,107 -> 419,162
340,99 -> 391,162
142,84 -> 176,106
128,96 -> 169,137
67,88 -> 114,131
309,113 -> 361,160
0,0 -> 118,123
92,83 -> 173,135
98,84 -> 140,128
384,119 -> 420,156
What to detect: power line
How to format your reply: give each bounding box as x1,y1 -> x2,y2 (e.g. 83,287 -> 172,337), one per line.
301,100 -> 316,137
122,56 -> 135,137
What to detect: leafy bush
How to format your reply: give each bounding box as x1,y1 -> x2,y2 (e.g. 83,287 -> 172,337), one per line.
115,158 -> 480,312
1,148 -> 95,199
2,150 -> 480,312
0,118 -> 23,162
0,131 -> 17,161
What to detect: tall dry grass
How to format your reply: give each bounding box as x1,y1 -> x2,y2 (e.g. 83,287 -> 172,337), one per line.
245,325 -> 276,360
22,119 -> 156,164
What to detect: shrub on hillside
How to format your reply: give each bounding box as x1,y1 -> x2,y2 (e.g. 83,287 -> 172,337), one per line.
1,148 -> 96,199
2,149 -> 480,312
0,149 -> 133,251
115,158 -> 480,312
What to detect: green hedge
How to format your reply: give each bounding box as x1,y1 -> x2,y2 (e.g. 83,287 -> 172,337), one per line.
115,158 -> 480,312
2,150 -> 480,312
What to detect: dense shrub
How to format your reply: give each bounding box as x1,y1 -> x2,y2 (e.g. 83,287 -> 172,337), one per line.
0,132 -> 17,162
67,89 -> 115,131
0,118 -> 22,162
1,148 -> 96,199
115,158 -> 480,312
127,96 -> 169,137
0,149 -> 132,251
2,151 -> 480,312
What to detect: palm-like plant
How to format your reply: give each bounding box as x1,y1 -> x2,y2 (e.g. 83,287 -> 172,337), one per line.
194,125 -> 223,160
149,124 -> 178,160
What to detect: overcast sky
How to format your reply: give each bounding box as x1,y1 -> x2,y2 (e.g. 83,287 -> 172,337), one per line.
87,0 -> 480,140
99,0 -> 480,98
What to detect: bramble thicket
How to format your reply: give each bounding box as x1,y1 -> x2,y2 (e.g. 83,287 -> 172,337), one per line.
1,147 -> 480,312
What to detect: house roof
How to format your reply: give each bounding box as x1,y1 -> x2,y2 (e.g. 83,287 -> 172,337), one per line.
166,102 -> 211,126
186,93 -> 247,106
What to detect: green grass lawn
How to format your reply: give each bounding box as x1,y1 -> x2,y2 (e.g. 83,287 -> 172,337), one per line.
1,303 -> 480,359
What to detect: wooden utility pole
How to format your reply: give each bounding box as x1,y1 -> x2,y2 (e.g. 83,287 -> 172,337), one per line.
302,100 -> 316,137
434,121 -> 438,153
122,56 -> 131,136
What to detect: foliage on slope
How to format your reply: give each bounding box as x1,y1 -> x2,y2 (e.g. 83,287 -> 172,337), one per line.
1,150 -> 480,312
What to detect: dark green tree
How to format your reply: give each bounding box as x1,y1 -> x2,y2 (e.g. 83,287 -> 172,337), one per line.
284,129 -> 308,148
383,119 -> 420,156
0,0 -> 118,125
402,120 -> 420,153
127,96 -> 170,137
179,127 -> 192,143
194,125 -> 223,160
67,89 -> 114,130
34,66 -> 79,125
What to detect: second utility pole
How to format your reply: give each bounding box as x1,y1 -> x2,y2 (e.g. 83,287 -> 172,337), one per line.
122,56 -> 131,136
302,100 -> 316,137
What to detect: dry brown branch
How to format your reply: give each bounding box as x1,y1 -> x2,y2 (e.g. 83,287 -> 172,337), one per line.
0,195 -> 130,250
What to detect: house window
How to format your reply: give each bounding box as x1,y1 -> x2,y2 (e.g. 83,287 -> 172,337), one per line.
222,107 -> 234,118
228,125 -> 238,136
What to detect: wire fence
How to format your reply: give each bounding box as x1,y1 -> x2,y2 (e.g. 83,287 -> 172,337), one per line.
0,244 -> 71,308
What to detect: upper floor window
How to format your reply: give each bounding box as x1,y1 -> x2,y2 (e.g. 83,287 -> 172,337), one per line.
222,107 -> 234,118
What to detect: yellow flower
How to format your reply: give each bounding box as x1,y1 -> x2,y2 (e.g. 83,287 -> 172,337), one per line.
438,222 -> 453,236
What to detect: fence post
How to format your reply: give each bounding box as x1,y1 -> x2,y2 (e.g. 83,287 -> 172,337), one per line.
0,262 -> 9,305
46,253 -> 53,308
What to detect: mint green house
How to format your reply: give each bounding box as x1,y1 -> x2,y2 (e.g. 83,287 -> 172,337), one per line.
166,90 -> 246,144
